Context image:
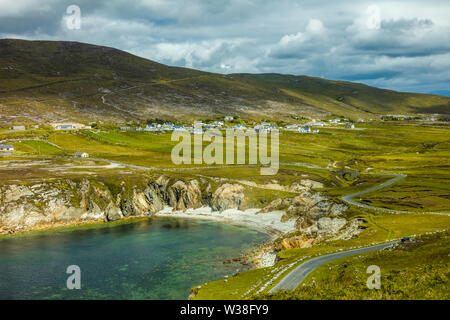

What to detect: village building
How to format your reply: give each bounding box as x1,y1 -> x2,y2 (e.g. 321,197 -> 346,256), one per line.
173,126 -> 188,132
345,122 -> 355,129
329,119 -> 341,124
12,125 -> 26,131
52,123 -> 86,130
144,124 -> 161,132
285,124 -> 300,131
299,126 -> 311,133
161,123 -> 175,131
74,152 -> 89,158
191,127 -> 203,134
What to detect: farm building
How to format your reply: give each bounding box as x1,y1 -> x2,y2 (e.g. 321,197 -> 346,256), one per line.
345,122 -> 355,129
52,123 -> 86,130
298,126 -> 311,133
0,144 -> 14,151
74,152 -> 89,158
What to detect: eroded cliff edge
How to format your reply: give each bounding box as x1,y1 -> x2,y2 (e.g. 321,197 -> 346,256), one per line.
0,175 -> 361,246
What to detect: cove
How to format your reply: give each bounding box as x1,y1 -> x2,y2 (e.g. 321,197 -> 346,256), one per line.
0,217 -> 268,299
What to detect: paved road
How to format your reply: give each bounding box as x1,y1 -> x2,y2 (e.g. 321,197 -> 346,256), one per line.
269,242 -> 396,292
341,173 -> 449,216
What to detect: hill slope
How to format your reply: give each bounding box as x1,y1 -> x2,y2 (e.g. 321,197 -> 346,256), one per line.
0,39 -> 448,126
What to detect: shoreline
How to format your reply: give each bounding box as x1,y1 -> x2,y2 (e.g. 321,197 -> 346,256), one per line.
154,206 -> 296,240
0,206 -> 295,242
0,206 -> 291,269
154,206 -> 295,270
0,216 -> 152,241
1,206 -> 290,295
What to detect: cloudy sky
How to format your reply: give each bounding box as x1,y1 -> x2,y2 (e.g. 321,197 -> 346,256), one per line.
1,0 -> 449,94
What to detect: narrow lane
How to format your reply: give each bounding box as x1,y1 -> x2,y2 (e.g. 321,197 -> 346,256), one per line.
269,242 -> 395,292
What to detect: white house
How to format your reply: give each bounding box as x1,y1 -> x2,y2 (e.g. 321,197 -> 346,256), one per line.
233,124 -> 246,130
12,125 -> 26,131
298,126 -> 311,133
74,152 -> 89,158
285,124 -> 300,131
161,123 -> 175,131
173,126 -> 187,132
0,144 -> 14,152
191,127 -> 203,134
329,119 -> 341,124
209,121 -> 224,127
224,116 -> 234,121
144,124 -> 161,132
52,123 -> 86,130
345,122 -> 355,129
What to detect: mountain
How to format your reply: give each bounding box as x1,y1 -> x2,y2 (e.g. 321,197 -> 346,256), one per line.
0,39 -> 449,126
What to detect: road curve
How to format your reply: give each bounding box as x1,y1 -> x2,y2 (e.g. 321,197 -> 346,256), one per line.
340,173 -> 449,215
341,173 -> 406,212
269,242 -> 395,292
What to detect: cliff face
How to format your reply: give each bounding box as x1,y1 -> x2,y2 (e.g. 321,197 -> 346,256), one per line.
0,175 -> 206,234
0,175 -> 348,237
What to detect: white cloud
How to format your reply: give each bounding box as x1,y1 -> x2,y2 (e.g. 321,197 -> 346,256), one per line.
366,5 -> 381,30
0,0 -> 52,17
0,0 -> 449,92
306,19 -> 325,35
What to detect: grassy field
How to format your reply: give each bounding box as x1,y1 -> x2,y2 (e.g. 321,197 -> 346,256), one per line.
260,231 -> 449,300
192,212 -> 450,300
1,121 -> 449,300
2,121 -> 449,211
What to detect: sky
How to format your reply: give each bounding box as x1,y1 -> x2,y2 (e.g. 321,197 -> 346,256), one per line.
1,0 -> 449,94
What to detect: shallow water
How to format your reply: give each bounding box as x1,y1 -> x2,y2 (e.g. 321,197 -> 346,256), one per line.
0,217 -> 268,299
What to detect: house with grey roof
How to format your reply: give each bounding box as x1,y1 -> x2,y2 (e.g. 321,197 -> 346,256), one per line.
0,144 -> 14,151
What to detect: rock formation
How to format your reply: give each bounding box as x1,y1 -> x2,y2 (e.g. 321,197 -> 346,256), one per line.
0,175 -> 349,239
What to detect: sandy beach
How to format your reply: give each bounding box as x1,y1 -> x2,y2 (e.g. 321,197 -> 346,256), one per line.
154,206 -> 296,239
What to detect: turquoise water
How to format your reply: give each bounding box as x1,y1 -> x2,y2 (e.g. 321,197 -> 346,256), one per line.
0,217 -> 268,299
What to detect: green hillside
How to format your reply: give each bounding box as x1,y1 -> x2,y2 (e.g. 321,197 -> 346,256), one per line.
0,39 -> 448,126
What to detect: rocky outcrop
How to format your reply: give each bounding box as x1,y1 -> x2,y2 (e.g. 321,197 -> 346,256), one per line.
0,175 -> 211,234
261,187 -> 348,237
211,183 -> 245,211
277,217 -> 363,250
279,235 -> 318,250
0,182 -> 85,233
0,175 -> 348,237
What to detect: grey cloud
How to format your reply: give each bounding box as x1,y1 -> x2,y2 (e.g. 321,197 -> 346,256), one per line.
350,17 -> 450,58
0,0 -> 449,93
